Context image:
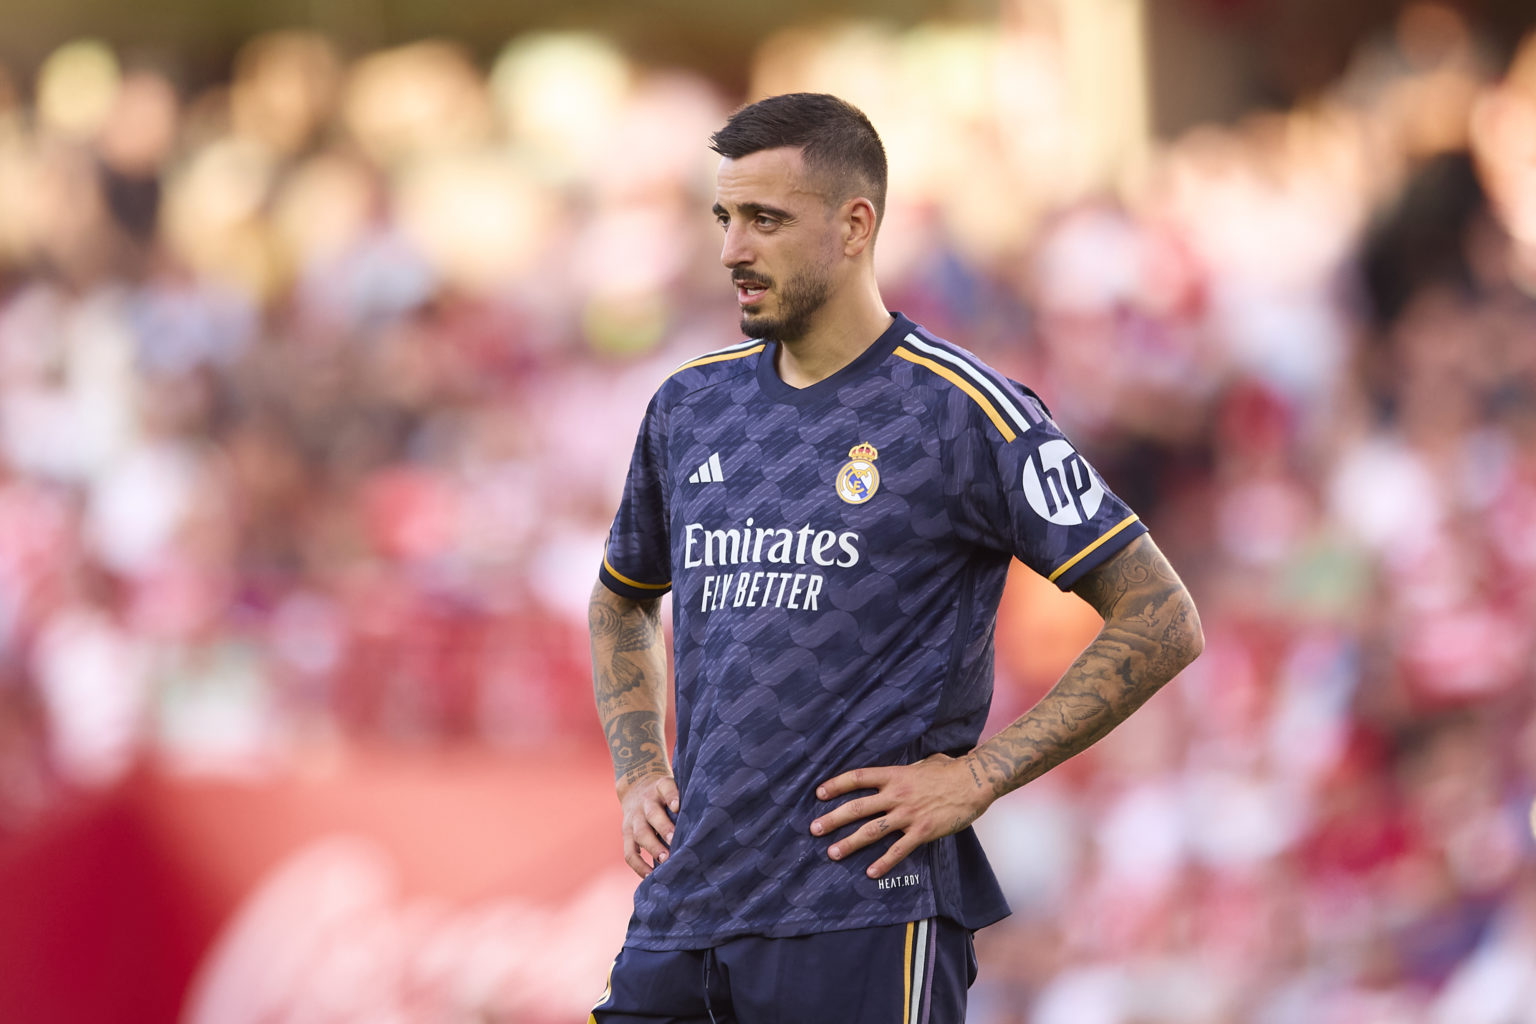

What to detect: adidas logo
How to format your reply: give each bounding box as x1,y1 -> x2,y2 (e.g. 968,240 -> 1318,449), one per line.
688,453 -> 725,484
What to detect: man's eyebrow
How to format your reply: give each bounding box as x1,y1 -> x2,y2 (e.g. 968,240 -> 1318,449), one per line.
712,201 -> 795,222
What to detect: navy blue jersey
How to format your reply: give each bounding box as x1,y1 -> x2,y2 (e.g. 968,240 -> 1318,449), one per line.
600,314 -> 1146,949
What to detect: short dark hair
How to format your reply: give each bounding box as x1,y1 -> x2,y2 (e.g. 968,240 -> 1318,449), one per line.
709,93 -> 888,224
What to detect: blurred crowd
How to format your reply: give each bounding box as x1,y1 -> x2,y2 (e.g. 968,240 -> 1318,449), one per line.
0,1 -> 1534,1021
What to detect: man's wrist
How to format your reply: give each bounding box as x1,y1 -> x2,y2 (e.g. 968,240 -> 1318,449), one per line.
615,763 -> 672,796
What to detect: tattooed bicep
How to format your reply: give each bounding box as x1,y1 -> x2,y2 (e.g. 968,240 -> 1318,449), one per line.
589,581 -> 662,637
1070,534 -> 1184,621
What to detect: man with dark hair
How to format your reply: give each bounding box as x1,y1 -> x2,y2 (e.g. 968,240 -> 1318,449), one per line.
589,92 -> 1203,1022
707,92 -> 888,226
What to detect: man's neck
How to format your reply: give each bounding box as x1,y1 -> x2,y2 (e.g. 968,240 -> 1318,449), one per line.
775,291 -> 893,389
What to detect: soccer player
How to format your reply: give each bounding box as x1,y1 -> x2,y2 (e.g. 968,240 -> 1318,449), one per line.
588,92 -> 1203,1022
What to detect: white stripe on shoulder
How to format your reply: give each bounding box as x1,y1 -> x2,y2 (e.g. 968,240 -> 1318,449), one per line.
903,334 -> 1039,434
669,337 -> 765,373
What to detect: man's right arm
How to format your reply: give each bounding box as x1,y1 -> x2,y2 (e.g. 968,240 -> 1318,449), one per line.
588,579 -> 677,878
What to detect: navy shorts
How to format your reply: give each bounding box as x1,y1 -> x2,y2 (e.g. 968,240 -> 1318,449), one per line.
589,918 -> 977,1024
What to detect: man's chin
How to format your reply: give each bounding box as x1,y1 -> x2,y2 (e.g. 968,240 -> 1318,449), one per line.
740,308 -> 812,343
740,312 -> 776,340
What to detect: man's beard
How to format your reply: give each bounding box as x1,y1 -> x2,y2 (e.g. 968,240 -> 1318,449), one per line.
736,265 -> 832,343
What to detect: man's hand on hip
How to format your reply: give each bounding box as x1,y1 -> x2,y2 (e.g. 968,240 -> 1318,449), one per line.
810,753 -> 993,879
618,771 -> 680,879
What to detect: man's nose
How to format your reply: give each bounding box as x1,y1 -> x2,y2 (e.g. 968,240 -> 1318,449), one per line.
720,223 -> 753,269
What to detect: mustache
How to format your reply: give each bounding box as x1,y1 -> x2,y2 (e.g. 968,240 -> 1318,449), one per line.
731,271 -> 772,289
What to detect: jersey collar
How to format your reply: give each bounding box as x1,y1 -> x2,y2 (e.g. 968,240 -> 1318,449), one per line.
755,313 -> 914,404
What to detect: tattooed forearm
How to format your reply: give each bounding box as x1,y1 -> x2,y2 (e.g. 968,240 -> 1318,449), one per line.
972,535 -> 1203,799
589,581 -> 670,784
606,710 -> 668,785
594,658 -> 654,722
965,757 -> 984,789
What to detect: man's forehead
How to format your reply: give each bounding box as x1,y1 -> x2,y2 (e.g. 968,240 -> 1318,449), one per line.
714,146 -> 824,203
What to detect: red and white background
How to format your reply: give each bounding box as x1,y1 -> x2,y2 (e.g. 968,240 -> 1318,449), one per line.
0,747 -> 633,1023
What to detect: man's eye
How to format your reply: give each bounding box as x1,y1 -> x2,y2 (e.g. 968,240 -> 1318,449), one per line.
755,215 -> 778,229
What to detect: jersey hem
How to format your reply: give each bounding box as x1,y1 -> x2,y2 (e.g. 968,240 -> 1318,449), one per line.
619,904 -> 1011,952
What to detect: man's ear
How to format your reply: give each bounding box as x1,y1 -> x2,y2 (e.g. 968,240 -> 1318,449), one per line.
842,197 -> 878,257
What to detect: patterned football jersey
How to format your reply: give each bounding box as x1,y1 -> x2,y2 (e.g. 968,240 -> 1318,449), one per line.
600,314 -> 1147,949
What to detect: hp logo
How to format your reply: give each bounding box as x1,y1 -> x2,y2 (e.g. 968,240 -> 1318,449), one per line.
1022,439 -> 1105,526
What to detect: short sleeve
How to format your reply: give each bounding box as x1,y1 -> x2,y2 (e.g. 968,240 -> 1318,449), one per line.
599,390 -> 674,599
952,389 -> 1146,590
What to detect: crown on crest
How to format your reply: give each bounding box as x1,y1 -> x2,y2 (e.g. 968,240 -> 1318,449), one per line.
848,443 -> 879,461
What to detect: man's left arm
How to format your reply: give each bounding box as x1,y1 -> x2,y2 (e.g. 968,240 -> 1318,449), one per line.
810,533 -> 1204,878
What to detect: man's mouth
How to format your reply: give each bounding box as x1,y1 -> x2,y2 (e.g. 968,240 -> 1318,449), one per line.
734,276 -> 770,306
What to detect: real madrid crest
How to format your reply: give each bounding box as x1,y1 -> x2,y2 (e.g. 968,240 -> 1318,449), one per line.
835,443 -> 880,505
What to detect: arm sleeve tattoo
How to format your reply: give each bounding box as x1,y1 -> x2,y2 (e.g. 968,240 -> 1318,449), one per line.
970,534 -> 1203,799
589,581 -> 670,784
